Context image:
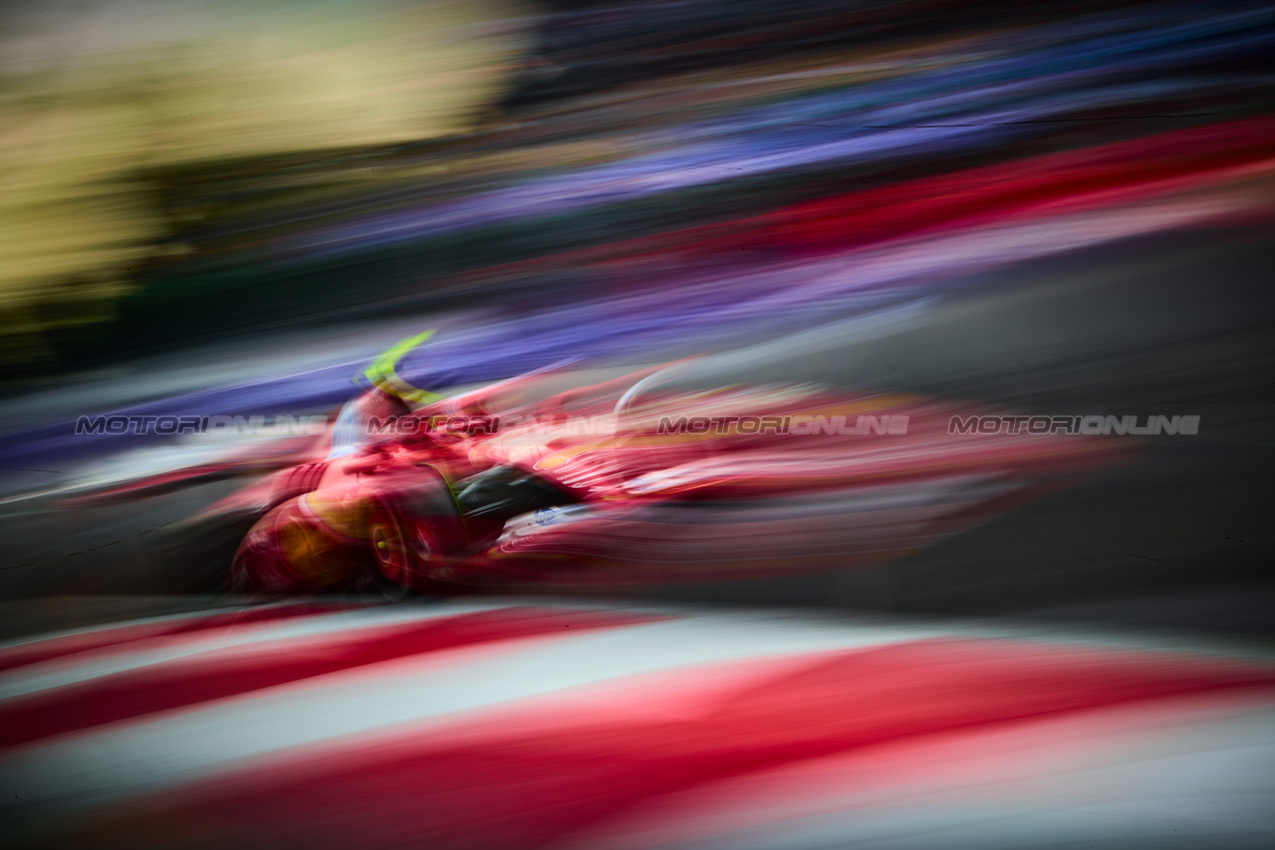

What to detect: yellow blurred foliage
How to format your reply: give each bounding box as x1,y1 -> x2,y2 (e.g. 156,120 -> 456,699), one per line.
0,0 -> 529,368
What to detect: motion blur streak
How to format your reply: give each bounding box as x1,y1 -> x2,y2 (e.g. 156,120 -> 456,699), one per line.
0,606 -> 661,747
0,600 -> 359,675
2,604 -> 1272,849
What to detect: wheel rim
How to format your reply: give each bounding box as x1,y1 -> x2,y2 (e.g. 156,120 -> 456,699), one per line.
370,514 -> 409,583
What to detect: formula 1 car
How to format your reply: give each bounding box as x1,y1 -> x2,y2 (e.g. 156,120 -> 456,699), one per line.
203,343 -> 1124,597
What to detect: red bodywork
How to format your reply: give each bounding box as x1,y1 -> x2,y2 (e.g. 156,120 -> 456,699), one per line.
212,367 -> 1124,595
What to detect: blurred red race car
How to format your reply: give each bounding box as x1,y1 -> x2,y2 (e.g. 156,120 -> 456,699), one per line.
205,350 -> 1123,597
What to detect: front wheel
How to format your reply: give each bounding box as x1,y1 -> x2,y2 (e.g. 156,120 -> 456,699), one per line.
362,474 -> 464,597
362,501 -> 432,598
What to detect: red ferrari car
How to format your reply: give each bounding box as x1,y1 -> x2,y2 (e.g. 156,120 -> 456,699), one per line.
208,352 -> 1123,597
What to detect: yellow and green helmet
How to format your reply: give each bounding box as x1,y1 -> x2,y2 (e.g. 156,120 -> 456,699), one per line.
361,329 -> 446,406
